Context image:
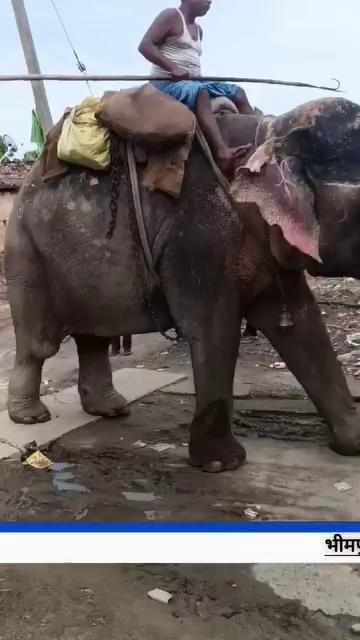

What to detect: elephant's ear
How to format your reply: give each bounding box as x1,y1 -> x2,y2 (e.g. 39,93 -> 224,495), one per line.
231,140 -> 322,263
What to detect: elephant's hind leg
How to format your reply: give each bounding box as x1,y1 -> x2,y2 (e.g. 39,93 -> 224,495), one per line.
74,335 -> 130,418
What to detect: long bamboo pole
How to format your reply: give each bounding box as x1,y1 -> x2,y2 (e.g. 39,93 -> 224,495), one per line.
0,74 -> 342,92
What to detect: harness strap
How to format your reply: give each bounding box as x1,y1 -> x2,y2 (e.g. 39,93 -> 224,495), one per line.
126,142 -> 161,289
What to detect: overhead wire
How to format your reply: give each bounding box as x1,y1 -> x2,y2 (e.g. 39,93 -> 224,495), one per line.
49,0 -> 93,96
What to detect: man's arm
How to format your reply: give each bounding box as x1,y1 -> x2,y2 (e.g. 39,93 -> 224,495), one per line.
138,9 -> 189,79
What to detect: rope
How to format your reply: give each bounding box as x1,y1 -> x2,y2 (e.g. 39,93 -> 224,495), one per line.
49,0 -> 93,96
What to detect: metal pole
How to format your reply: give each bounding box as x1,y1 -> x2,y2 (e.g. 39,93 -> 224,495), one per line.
11,0 -> 53,134
0,73 -> 342,93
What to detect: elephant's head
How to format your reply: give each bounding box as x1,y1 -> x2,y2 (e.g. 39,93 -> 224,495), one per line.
231,97 -> 360,277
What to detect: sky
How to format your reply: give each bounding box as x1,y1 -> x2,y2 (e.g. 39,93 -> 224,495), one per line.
0,0 -> 359,152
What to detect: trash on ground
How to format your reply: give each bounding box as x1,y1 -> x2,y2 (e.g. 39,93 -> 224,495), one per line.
144,510 -> 156,520
346,333 -> 360,348
133,440 -> 148,449
351,623 -> 360,634
122,492 -> 159,503
244,508 -> 258,519
160,351 -> 169,356
148,443 -> 176,453
136,364 -> 145,369
53,479 -> 89,493
269,362 -> 286,370
147,588 -> 173,604
24,450 -> 53,470
75,508 -> 89,521
334,481 -> 352,492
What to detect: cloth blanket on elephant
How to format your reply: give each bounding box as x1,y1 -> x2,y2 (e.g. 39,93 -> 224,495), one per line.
41,84 -> 244,197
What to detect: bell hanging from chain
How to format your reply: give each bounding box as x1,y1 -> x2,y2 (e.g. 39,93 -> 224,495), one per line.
279,305 -> 294,328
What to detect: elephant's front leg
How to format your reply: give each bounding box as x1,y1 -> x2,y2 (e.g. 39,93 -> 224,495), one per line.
188,302 -> 246,472
246,274 -> 360,456
74,335 -> 130,418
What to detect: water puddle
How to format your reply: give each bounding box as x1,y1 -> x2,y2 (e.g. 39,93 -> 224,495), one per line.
50,462 -> 89,494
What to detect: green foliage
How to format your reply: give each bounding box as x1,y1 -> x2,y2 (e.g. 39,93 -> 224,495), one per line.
23,150 -> 38,163
0,136 -> 6,158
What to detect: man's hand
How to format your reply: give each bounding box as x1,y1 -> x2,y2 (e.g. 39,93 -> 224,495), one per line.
170,66 -> 190,81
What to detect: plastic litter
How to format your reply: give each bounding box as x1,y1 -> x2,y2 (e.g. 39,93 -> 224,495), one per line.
133,441 -> 148,449
149,443 -> 176,453
334,481 -> 352,492
269,362 -> 286,370
147,588 -> 173,604
351,623 -> 360,634
24,450 -> 53,470
122,492 -> 159,503
346,333 -> 360,348
244,508 -> 258,519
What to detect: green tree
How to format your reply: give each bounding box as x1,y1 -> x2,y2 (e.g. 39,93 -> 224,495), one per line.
0,136 -> 6,158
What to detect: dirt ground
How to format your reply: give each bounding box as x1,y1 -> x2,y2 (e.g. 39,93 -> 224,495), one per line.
1,274 -> 360,638
1,564 -> 360,640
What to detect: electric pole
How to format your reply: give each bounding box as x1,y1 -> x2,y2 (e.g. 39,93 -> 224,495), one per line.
11,0 -> 53,134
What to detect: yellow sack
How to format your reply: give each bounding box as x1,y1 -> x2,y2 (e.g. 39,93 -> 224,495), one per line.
57,97 -> 110,171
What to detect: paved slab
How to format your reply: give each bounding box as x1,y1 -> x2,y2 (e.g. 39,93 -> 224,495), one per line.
0,368 -> 186,459
253,565 -> 360,617
162,366 -> 360,400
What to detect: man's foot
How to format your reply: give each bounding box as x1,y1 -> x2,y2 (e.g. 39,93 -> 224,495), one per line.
216,144 -> 251,177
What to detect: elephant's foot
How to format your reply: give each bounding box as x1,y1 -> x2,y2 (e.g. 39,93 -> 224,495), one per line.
330,414 -> 360,456
190,433 -> 246,472
8,399 -> 51,425
80,388 -> 130,419
189,400 -> 246,473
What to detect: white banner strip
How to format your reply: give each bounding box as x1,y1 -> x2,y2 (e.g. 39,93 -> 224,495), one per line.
0,533 -> 359,564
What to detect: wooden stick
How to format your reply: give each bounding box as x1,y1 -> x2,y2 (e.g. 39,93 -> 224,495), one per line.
0,74 -> 342,92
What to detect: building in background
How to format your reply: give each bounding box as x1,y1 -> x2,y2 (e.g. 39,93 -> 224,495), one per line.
0,164 -> 29,251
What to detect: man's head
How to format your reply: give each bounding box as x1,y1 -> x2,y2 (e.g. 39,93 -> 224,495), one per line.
182,0 -> 212,17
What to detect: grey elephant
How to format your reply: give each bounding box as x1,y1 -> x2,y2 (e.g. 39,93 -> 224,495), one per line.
5,96 -> 360,472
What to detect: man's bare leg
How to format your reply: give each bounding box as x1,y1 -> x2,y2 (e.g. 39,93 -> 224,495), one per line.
232,87 -> 254,115
196,89 -> 252,175
196,89 -> 237,175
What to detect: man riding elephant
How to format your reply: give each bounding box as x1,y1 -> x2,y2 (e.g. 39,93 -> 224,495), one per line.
139,0 -> 254,175
5,95 -> 360,472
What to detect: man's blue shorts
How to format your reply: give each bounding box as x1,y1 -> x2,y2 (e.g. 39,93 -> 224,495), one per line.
151,80 -> 239,112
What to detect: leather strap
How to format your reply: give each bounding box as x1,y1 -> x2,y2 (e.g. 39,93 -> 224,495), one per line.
126,141 -> 161,288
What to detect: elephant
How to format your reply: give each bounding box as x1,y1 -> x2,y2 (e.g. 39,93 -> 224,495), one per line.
5,96 -> 360,473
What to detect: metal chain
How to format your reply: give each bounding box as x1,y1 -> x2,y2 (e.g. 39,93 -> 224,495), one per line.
107,135 -> 122,239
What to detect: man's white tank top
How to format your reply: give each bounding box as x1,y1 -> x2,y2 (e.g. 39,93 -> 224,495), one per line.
151,8 -> 202,78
